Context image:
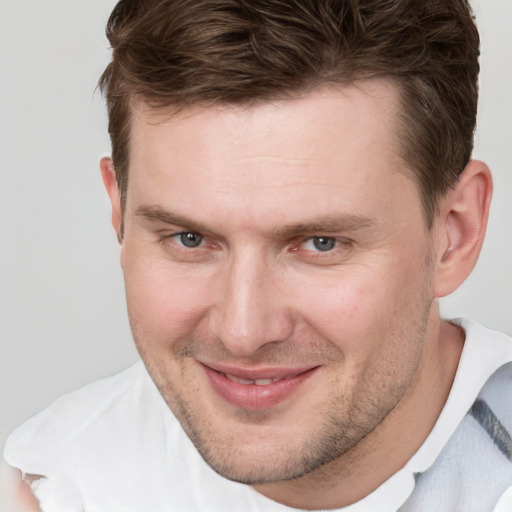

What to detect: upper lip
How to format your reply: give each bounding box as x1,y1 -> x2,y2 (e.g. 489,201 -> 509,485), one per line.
198,361 -> 318,381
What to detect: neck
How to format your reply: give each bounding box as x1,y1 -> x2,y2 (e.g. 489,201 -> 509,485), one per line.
253,315 -> 464,510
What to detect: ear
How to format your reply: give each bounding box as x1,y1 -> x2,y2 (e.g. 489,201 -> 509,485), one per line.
100,157 -> 123,243
434,160 -> 493,298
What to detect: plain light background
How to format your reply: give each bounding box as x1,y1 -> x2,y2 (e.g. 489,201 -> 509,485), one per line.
1,0 -> 511,450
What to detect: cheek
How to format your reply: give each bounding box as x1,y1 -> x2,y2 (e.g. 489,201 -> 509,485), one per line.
296,268 -> 386,320
122,251 -> 212,343
293,262 -> 426,353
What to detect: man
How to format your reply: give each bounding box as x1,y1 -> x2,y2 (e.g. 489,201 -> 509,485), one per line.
3,0 -> 512,510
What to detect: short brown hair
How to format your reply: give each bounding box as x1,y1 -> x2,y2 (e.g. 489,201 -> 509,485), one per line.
99,0 -> 480,227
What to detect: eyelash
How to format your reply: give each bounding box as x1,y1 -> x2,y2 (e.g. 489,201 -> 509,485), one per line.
159,231 -> 211,250
159,231 -> 353,261
292,236 -> 354,261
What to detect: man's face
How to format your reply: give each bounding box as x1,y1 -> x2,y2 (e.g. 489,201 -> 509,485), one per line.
119,81 -> 438,484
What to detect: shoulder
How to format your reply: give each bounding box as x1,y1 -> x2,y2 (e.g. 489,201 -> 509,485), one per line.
450,320 -> 512,475
469,362 -> 512,458
3,361 -> 162,474
461,319 -> 512,437
403,321 -> 512,512
1,363 -> 267,511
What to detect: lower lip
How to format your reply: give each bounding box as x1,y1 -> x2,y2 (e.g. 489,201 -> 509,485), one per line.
201,364 -> 318,410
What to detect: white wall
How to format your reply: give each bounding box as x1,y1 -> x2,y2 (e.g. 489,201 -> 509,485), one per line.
1,0 -> 511,449
0,0 -> 138,448
440,0 -> 512,329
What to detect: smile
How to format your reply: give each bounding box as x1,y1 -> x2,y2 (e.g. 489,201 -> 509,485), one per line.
198,362 -> 319,410
224,372 -> 303,386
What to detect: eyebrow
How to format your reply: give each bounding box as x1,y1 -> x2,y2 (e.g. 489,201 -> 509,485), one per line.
270,215 -> 377,238
135,204 -> 377,238
135,205 -> 212,234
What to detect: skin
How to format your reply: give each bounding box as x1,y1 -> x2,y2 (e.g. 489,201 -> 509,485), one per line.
0,462 -> 41,512
101,79 -> 492,509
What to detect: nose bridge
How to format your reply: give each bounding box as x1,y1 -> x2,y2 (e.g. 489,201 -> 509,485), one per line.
213,247 -> 292,356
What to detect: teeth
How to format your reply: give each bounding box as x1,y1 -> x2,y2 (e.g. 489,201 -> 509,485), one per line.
254,378 -> 273,386
224,374 -> 280,385
225,374 -> 254,384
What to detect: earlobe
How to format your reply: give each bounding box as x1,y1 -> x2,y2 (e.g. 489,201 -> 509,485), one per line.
434,160 -> 493,298
100,157 -> 123,243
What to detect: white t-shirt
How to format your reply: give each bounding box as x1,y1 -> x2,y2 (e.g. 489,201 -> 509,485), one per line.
4,320 -> 512,512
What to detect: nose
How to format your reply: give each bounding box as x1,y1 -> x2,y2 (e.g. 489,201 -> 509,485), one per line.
210,250 -> 294,357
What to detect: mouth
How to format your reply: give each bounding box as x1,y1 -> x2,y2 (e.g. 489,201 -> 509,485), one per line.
198,361 -> 320,410
224,372 -> 302,386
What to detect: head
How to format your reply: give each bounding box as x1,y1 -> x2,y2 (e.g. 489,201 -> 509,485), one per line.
99,0 -> 492,507
99,0 -> 480,229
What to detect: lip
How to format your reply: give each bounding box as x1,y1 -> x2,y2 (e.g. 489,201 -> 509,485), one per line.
198,361 -> 319,410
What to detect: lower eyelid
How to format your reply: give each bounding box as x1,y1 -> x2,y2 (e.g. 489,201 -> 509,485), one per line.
169,233 -> 222,253
296,238 -> 354,259
301,237 -> 344,249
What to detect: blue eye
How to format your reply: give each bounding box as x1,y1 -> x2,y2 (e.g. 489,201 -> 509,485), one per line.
309,236 -> 337,251
178,232 -> 204,248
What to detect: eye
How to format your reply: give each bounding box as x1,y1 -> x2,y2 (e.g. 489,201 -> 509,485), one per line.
303,236 -> 337,252
176,232 -> 205,248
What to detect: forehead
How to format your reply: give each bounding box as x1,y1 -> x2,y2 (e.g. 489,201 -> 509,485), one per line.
130,79 -> 401,162
125,80 -> 421,230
